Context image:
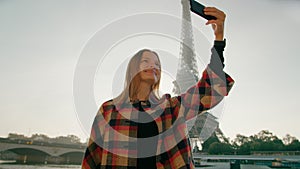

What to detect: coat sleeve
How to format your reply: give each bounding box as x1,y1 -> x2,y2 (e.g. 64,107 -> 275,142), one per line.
170,40 -> 234,121
81,106 -> 106,169
81,140 -> 102,169
178,67 -> 234,121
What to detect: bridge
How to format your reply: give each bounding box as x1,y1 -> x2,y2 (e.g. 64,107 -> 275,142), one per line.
0,137 -> 85,164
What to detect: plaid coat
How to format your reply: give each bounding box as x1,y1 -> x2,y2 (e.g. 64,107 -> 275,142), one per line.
82,67 -> 234,169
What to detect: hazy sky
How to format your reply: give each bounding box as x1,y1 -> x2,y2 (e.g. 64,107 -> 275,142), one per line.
1,0 -> 299,142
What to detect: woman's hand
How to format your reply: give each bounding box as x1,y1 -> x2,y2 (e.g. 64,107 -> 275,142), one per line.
204,7 -> 226,41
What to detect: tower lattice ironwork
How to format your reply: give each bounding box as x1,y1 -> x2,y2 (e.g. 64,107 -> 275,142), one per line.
174,0 -> 226,148
173,0 -> 199,95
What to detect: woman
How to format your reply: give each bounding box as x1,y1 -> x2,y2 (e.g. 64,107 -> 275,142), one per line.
82,7 -> 234,169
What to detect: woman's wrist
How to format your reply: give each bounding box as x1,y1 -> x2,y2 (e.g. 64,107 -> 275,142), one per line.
215,34 -> 224,41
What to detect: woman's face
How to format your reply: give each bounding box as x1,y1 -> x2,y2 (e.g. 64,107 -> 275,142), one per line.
138,51 -> 161,84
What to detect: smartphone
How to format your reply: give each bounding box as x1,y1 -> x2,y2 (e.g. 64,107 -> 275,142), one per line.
190,0 -> 217,20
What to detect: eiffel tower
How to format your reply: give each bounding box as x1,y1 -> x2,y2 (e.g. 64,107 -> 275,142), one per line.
172,0 -> 198,95
173,0 -> 226,150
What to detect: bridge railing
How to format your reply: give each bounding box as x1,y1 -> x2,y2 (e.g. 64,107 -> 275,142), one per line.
0,137 -> 86,149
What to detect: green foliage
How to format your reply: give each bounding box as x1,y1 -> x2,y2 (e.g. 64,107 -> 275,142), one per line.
208,142 -> 234,155
285,139 -> 300,151
201,133 -> 220,152
201,130 -> 300,155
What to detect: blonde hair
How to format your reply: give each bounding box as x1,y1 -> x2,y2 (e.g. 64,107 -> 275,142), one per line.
115,49 -> 161,103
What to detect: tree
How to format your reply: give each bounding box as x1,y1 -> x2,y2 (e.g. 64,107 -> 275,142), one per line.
283,134 -> 297,145
67,134 -> 81,144
255,130 -> 278,142
201,133 -> 220,152
232,134 -> 251,155
232,130 -> 287,154
237,142 -> 251,155
233,134 -> 249,146
285,139 -> 300,151
208,142 -> 234,155
31,134 -> 50,142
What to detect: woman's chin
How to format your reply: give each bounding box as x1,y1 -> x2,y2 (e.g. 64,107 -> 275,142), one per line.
141,77 -> 158,84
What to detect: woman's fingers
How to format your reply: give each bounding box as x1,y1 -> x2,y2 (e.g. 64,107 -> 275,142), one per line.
203,7 -> 226,41
204,11 -> 225,20
204,7 -> 226,21
205,18 -> 223,25
205,20 -> 217,25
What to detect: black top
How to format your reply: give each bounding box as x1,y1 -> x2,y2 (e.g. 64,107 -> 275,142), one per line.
133,101 -> 159,169
131,40 -> 226,168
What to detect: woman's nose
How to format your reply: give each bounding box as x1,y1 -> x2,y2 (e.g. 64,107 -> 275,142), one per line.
148,63 -> 154,68
149,63 -> 159,69
150,65 -> 160,71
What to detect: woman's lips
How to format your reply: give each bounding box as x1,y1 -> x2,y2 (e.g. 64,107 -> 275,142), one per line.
143,69 -> 157,75
142,69 -> 158,82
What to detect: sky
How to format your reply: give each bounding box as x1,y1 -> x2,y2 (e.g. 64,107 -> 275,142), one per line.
1,0 -> 299,143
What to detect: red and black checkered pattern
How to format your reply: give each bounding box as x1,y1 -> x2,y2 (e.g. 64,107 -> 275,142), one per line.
82,67 -> 234,169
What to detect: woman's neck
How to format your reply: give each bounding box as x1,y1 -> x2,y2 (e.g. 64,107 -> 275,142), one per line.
136,82 -> 152,101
